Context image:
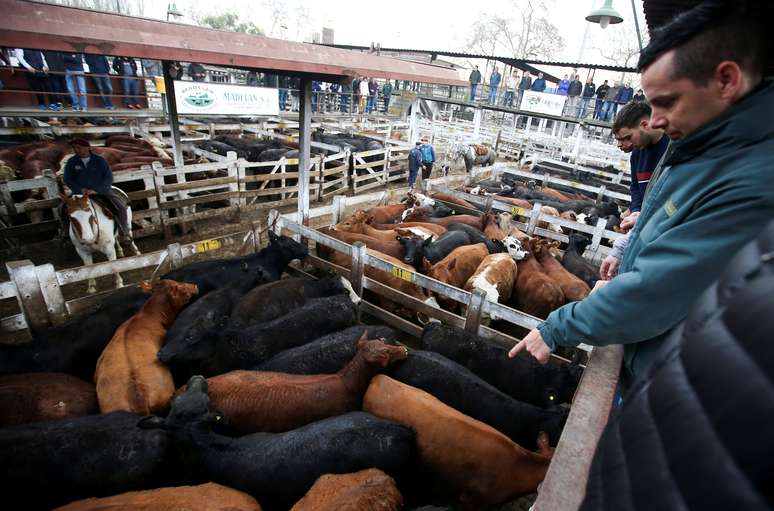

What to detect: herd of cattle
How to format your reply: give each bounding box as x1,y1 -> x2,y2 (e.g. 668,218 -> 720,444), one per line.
318,191 -> 602,323
0,230 -> 582,510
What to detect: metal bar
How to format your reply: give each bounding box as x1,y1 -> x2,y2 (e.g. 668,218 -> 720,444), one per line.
162,61 -> 184,167
464,289 -> 487,333
297,78 -> 312,227
350,242 -> 367,297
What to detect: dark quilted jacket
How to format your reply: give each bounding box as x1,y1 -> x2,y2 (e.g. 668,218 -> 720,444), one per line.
581,220 -> 774,511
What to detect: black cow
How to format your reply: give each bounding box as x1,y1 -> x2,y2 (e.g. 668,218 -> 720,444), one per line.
0,286 -> 148,380
398,230 -> 472,268
420,322 -> 582,408
255,325 -> 400,374
446,223 -> 505,253
198,140 -> 247,159
139,375 -> 415,511
162,232 -> 308,296
388,350 -> 568,448
159,268 -> 268,383
0,411 -> 179,510
219,294 -> 358,369
228,274 -> 353,330
562,233 -> 599,288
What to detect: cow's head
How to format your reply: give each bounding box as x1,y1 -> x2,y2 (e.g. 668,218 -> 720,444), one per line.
138,375 -> 224,431
269,231 -> 309,262
503,236 -> 528,260
411,192 -> 436,208
356,333 -> 409,368
140,279 -> 199,309
396,234 -> 432,267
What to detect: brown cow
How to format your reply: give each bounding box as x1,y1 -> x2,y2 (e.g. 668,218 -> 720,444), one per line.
363,204 -> 407,224
25,144 -> 71,166
427,243 -> 489,311
539,206 -> 564,234
494,195 -> 532,210
105,135 -> 154,150
94,279 -> 198,414
496,212 -> 531,242
90,147 -> 128,166
320,226 -> 405,260
182,336 -> 407,434
368,220 -> 447,237
464,253 -> 519,316
430,191 -> 477,210
403,210 -> 484,230
290,469 -> 402,511
363,375 -> 553,509
537,186 -> 573,203
512,240 -> 565,319
482,212 -> 507,241
53,482 -> 262,511
533,239 -> 590,302
336,212 -> 438,243
0,373 -> 96,426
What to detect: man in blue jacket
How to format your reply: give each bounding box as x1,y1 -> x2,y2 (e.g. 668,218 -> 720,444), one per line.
407,142 -> 423,191
62,52 -> 87,111
509,1 -> 774,389
488,67 -> 501,105
419,137 -> 436,180
530,72 -> 546,92
469,65 -> 481,101
63,138 -> 130,240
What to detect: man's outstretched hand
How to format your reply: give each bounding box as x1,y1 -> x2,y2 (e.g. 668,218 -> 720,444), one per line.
508,328 -> 551,364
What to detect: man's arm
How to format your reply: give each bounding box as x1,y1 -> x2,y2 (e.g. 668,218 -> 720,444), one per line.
63,160 -> 80,194
92,157 -> 113,194
629,168 -> 643,212
14,49 -> 33,71
538,186 -> 774,350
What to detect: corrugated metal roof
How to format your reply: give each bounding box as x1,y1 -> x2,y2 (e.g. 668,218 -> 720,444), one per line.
0,0 -> 467,86
321,44 -> 638,79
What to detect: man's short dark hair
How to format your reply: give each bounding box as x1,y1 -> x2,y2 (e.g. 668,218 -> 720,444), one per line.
613,102 -> 652,133
637,0 -> 768,84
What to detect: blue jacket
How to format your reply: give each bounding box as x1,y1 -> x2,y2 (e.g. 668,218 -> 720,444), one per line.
64,152 -> 113,195
538,80 -> 774,386
490,72 -> 501,88
628,135 -> 669,212
84,55 -> 110,75
531,78 -> 546,92
61,53 -> 84,72
420,143 -> 435,163
408,147 -> 423,173
557,79 -> 570,95
616,86 -> 634,104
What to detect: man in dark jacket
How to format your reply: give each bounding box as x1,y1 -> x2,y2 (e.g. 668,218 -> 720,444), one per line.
419,137 -> 436,180
367,78 -> 378,113
614,81 -> 635,110
509,1 -> 774,389
469,65 -> 481,101
407,142 -> 423,190
579,77 -> 596,119
581,218 -> 774,511
112,56 -> 141,109
62,52 -> 88,111
187,62 -> 206,82
517,71 -> 532,106
530,72 -> 546,92
13,48 -> 51,110
566,74 -> 583,117
62,138 -> 130,239
84,54 -> 114,109
593,80 -> 609,119
43,50 -> 68,110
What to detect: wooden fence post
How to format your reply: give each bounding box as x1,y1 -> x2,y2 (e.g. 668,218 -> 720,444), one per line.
6,260 -> 49,334
227,151 -> 240,208
350,242 -> 367,297
331,195 -> 346,226
152,166 -> 170,238
167,243 -> 183,269
590,218 -> 608,254
41,170 -> 61,223
34,263 -> 67,326
464,289 -> 487,333
596,185 -> 607,204
252,221 -> 263,252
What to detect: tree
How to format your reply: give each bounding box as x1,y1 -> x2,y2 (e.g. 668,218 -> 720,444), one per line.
590,17 -> 645,84
465,0 -> 565,60
42,0 -> 146,16
197,12 -> 264,35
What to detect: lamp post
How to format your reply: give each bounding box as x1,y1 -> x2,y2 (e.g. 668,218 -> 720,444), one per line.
166,3 -> 183,22
585,0 -> 624,29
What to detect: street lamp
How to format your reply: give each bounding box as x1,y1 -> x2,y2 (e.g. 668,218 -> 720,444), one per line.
166,3 -> 183,22
586,0 -> 624,29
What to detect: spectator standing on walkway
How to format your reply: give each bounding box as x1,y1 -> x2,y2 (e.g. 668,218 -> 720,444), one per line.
367,77 -> 378,113
557,74 -> 570,95
566,74 -> 583,116
468,65 -> 481,101
420,137 -> 436,180
615,81 -> 635,110
632,88 -> 646,102
62,52 -> 88,111
352,76 -> 361,113
278,75 -> 290,111
518,71 -> 532,105
141,59 -> 162,78
408,141 -> 423,191
601,81 -> 621,121
188,62 -> 206,82
340,80 -> 351,113
43,50 -> 68,110
358,77 -> 369,114
84,54 -> 115,110
579,77 -> 596,118
530,72 -> 546,92
112,56 -> 140,109
488,66 -> 501,105
593,79 -> 609,119
382,79 -> 393,113
168,61 -> 184,80
503,72 -> 517,107
14,48 -> 52,111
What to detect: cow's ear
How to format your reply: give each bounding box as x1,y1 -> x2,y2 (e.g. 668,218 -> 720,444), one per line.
424,236 -> 433,247
448,258 -> 457,271
139,280 -> 153,294
357,331 -> 369,346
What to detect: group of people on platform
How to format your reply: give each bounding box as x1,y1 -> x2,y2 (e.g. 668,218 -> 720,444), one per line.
468,64 -> 645,121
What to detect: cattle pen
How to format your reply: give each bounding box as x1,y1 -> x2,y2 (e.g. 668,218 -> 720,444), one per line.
0,1 -> 635,509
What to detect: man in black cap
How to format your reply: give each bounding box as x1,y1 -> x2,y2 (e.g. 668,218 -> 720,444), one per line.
62,138 -> 131,240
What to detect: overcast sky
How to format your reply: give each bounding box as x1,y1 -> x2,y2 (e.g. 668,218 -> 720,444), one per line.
142,0 -> 646,85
